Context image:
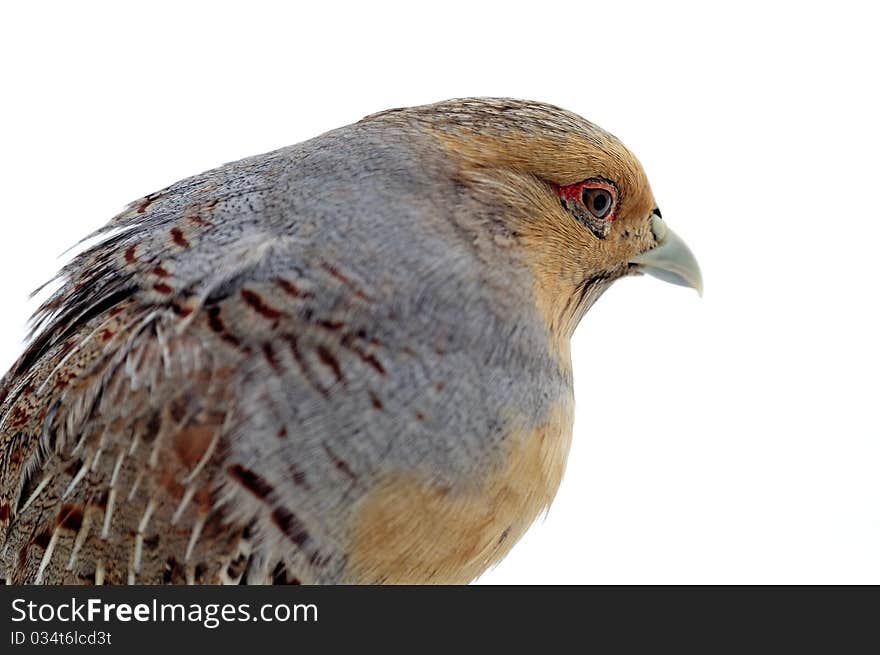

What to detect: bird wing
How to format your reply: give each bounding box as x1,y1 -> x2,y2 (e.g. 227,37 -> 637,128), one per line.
0,291 -> 246,584
0,139 -> 562,584
0,154 -> 307,583
0,161 -> 465,585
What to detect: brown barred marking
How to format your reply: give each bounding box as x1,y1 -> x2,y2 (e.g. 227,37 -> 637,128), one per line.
205,306 -> 242,345
154,283 -> 174,295
341,335 -> 386,375
272,562 -> 302,585
262,343 -> 281,373
227,465 -> 274,500
323,443 -> 358,483
227,465 -> 317,558
124,245 -> 138,263
321,263 -> 371,300
275,278 -> 314,299
170,228 -> 191,248
170,303 -> 193,317
316,346 -> 344,383
271,506 -> 311,549
153,265 -> 170,277
207,306 -> 225,333
240,290 -> 283,320
284,334 -> 328,397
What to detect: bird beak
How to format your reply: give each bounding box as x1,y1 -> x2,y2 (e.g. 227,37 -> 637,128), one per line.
629,214 -> 703,295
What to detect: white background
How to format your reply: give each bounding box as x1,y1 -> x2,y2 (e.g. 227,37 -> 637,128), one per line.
1,2 -> 877,584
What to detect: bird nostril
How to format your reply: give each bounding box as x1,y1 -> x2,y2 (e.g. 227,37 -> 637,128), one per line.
650,214 -> 668,242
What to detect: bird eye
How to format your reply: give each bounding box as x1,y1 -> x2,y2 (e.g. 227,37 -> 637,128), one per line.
556,178 -> 619,236
581,187 -> 613,219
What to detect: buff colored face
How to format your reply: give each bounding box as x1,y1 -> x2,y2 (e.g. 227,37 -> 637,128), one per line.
424,105 -> 701,344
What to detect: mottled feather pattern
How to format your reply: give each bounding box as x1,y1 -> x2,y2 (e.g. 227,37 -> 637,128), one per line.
0,99 -> 661,584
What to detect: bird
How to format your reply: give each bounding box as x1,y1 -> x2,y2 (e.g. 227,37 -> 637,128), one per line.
0,98 -> 701,585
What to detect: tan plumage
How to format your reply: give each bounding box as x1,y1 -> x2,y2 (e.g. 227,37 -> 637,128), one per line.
0,98 -> 700,584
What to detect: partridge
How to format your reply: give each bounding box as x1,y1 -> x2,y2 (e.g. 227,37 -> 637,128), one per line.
0,98 -> 700,585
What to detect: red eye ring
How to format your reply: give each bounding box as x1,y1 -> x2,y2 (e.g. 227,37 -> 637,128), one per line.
556,178 -> 619,221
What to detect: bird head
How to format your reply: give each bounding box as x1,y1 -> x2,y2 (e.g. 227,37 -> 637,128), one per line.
369,98 -> 701,345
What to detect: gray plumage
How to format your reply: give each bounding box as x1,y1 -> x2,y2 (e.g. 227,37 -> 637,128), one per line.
0,98 -> 701,584
0,101 -> 572,584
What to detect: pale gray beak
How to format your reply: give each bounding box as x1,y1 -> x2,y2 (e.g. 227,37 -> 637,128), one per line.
629,213 -> 703,295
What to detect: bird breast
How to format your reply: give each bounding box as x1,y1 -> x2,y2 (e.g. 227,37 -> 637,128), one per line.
343,397 -> 574,584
